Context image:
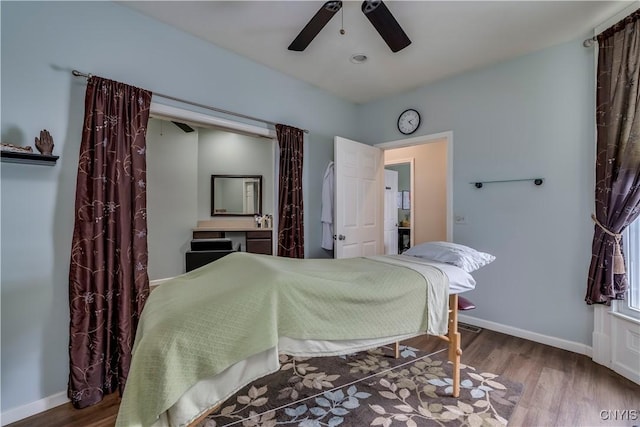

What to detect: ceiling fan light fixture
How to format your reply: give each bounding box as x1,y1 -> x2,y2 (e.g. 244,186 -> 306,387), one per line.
350,53 -> 368,64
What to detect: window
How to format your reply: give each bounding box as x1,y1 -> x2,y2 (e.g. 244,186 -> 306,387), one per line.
618,218 -> 640,319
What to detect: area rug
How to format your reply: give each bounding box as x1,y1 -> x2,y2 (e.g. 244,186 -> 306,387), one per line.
197,345 -> 523,427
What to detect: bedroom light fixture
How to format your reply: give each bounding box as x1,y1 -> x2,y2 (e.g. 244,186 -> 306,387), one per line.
350,53 -> 368,64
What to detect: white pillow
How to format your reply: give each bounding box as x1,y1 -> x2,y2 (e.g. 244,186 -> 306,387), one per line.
420,259 -> 477,293
403,241 -> 495,272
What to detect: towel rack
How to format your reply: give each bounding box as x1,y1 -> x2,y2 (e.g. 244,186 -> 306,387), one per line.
471,178 -> 544,189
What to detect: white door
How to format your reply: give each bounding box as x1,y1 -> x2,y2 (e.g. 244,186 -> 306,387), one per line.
384,169 -> 399,255
334,136 -> 384,259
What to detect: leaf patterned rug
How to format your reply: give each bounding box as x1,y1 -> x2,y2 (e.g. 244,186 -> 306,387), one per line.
197,345 -> 523,427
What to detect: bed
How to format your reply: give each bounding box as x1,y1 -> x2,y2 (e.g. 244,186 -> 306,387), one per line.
115,251 -> 479,427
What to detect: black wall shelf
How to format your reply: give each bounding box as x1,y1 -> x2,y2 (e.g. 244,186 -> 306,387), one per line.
1,151 -> 59,166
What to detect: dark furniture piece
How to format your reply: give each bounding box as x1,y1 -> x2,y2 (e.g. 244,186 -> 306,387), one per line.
398,227 -> 411,253
246,230 -> 272,255
192,229 -> 273,256
185,238 -> 235,272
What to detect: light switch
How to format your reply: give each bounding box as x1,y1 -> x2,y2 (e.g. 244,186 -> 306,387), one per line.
454,214 -> 467,224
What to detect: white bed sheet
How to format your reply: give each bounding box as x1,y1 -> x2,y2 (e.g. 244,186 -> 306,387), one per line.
148,256 -> 475,426
392,255 -> 477,294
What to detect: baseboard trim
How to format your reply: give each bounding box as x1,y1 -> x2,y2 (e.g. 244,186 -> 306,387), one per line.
458,314 -> 593,357
1,391 -> 69,426
612,361 -> 640,385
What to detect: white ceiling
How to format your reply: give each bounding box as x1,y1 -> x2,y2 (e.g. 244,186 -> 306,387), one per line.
123,1 -> 633,104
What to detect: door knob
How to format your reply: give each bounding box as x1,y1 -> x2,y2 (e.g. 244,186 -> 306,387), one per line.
338,234 -> 346,241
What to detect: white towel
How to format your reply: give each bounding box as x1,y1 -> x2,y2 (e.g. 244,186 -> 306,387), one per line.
321,161 -> 334,250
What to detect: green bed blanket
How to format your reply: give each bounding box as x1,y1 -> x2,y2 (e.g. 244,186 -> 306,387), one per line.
116,252 -> 449,426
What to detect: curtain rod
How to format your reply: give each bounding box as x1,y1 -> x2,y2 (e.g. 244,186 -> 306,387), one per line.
71,70 -> 309,134
583,36 -> 597,48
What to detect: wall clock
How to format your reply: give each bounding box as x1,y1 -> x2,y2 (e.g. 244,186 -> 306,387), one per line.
397,109 -> 420,135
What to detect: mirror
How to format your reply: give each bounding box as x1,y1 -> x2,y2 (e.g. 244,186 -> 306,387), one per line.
211,175 -> 262,216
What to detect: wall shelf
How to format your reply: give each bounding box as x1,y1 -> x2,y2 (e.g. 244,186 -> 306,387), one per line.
1,151 -> 59,166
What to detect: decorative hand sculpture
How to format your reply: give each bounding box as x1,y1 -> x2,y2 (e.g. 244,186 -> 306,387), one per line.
35,129 -> 54,155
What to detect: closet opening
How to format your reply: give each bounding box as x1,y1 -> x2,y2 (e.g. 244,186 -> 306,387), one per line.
146,103 -> 277,280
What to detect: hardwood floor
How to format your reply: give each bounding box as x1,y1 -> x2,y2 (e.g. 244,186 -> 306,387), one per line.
8,328 -> 640,427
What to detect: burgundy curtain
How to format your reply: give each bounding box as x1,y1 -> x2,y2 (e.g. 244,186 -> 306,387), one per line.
276,124 -> 305,258
68,76 -> 152,408
586,10 -> 640,305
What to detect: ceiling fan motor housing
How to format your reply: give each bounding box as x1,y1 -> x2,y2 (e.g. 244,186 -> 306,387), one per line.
325,1 -> 342,13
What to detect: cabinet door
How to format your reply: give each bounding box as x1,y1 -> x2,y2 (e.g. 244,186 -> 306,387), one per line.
246,239 -> 272,255
246,231 -> 272,255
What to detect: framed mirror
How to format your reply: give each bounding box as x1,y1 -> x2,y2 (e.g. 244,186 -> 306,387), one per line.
211,174 -> 262,216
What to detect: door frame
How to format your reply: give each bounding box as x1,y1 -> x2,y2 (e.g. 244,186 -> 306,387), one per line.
383,168 -> 400,255
375,131 -> 453,242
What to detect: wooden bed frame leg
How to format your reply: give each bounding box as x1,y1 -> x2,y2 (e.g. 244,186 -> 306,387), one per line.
448,294 -> 461,398
394,341 -> 400,359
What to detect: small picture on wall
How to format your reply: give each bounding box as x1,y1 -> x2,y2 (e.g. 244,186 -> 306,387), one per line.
396,192 -> 403,209
402,191 -> 410,210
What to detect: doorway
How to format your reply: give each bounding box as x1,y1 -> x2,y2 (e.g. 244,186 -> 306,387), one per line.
384,161 -> 413,254
377,131 -> 453,249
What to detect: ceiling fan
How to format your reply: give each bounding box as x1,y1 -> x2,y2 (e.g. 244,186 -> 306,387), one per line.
288,0 -> 411,53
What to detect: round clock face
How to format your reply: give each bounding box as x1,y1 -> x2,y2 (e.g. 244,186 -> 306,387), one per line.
397,109 -> 420,135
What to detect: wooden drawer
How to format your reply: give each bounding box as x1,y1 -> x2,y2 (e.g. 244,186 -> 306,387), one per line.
193,231 -> 225,239
246,238 -> 272,255
246,230 -> 272,239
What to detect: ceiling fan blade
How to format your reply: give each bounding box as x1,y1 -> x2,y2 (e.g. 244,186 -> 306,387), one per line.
172,121 -> 195,133
361,0 -> 411,53
288,1 -> 342,51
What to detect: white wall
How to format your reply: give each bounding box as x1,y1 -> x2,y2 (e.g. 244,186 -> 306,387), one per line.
358,38 -> 596,348
0,0 -> 357,414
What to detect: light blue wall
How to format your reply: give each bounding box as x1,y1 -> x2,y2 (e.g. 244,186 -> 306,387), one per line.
197,129 -> 274,220
0,0 -> 357,413
358,39 -> 596,347
146,118 -> 199,281
1,0 -> 599,416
